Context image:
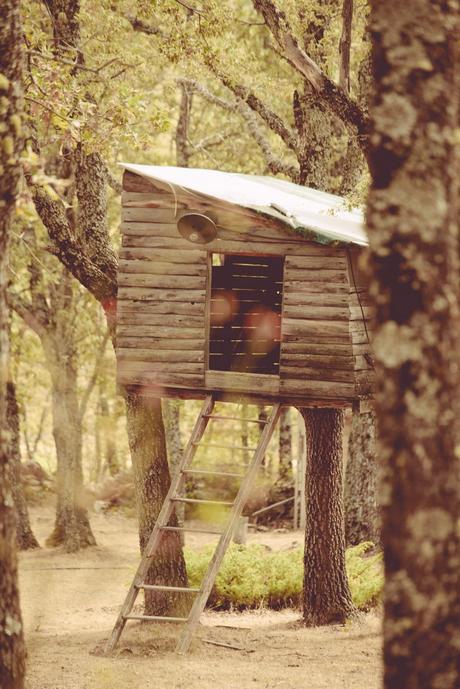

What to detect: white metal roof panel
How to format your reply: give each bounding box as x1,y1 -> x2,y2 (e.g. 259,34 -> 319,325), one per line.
120,163 -> 367,247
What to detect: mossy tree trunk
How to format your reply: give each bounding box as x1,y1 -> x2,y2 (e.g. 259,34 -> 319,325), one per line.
344,410 -> 379,546
6,382 -> 40,550
299,407 -> 355,625
0,0 -> 26,685
367,2 -> 460,687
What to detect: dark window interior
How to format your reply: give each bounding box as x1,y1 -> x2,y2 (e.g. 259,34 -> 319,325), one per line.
208,254 -> 284,375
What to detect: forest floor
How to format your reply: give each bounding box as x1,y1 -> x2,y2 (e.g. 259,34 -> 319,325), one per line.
19,504 -> 382,689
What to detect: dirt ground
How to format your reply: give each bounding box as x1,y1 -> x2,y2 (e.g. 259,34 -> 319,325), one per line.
19,505 -> 382,689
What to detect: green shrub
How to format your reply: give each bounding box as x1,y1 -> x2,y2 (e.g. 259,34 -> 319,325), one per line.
184,541 -> 383,611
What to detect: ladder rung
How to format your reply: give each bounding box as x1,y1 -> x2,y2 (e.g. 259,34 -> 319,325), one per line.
205,414 -> 268,424
136,584 -> 200,593
182,468 -> 245,478
161,525 -> 223,535
171,497 -> 233,506
194,443 -> 258,452
124,614 -> 188,622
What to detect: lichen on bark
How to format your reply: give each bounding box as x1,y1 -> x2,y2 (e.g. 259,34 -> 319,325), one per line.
368,1 -> 460,686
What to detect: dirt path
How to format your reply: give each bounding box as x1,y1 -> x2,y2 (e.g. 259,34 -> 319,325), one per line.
19,505 -> 382,689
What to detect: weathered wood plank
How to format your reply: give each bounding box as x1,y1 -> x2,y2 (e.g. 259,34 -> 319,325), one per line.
349,305 -> 375,321
285,255 -> 347,270
121,234 -> 343,258
282,318 -> 350,338
119,248 -> 204,263
117,337 -> 205,350
205,370 -> 279,395
280,378 -> 355,398
118,274 -> 205,289
283,304 -> 350,321
280,353 -> 354,368
351,330 -> 370,345
117,287 -> 206,302
280,341 -> 354,356
122,209 -> 177,224
123,171 -> 159,193
355,370 -> 375,395
118,360 -> 203,374
118,371 -> 204,388
354,354 -> 373,370
283,283 -> 350,296
117,348 -> 205,363
117,313 -> 205,328
118,259 -> 206,276
286,268 -> 348,283
117,300 -> 204,316
117,325 -> 204,339
280,365 -> 354,383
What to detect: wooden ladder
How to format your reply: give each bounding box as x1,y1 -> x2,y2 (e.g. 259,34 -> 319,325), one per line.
106,395 -> 281,655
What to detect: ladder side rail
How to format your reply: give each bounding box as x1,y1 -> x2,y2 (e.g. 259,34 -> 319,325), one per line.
105,394 -> 214,654
175,403 -> 282,655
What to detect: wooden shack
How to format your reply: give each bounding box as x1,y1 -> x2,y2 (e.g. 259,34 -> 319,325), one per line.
116,164 -> 373,407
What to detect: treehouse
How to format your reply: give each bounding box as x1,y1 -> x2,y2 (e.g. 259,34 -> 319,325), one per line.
107,164 -> 375,656
116,164 -> 374,408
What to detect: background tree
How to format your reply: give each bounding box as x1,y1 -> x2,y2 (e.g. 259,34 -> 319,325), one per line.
6,380 -> 40,550
299,408 -> 355,624
367,1 -> 460,686
22,0 -> 189,612
0,0 -> 26,686
344,409 -> 379,545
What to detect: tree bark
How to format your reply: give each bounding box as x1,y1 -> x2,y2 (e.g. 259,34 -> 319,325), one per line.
278,406 -> 292,481
125,393 -> 188,617
27,0 -> 186,614
299,408 -> 355,625
367,2 -> 460,687
0,0 -> 26,685
6,382 -> 40,550
344,410 -> 379,546
163,398 -> 184,540
44,342 -> 96,552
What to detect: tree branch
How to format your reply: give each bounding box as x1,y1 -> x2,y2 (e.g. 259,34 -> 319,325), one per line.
339,0 -> 353,94
214,72 -> 298,152
178,78 -> 299,179
125,14 -> 165,38
28,181 -> 117,303
176,82 -> 193,167
9,292 -> 48,339
252,0 -> 369,153
78,329 -> 109,423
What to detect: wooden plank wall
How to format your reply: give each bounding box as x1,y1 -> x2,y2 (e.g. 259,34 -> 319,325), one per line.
347,249 -> 375,397
117,173 -> 208,390
117,170 -> 373,403
280,253 -> 356,400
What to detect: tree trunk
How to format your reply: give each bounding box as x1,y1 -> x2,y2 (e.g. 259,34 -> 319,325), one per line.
99,395 -> 118,476
0,0 -> 26,684
258,405 -> 268,472
124,392 -> 189,617
299,407 -> 355,625
368,3 -> 460,687
6,382 -> 40,550
163,398 -> 184,540
344,410 -> 379,545
278,406 -> 292,481
45,355 -> 96,552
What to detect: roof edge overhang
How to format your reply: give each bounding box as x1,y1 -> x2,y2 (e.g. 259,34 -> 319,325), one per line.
119,163 -> 368,247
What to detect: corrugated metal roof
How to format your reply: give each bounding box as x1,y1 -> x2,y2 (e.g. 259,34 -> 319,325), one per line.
120,163 -> 367,247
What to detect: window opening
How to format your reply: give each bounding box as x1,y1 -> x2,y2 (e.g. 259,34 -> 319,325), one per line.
209,254 -> 284,375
